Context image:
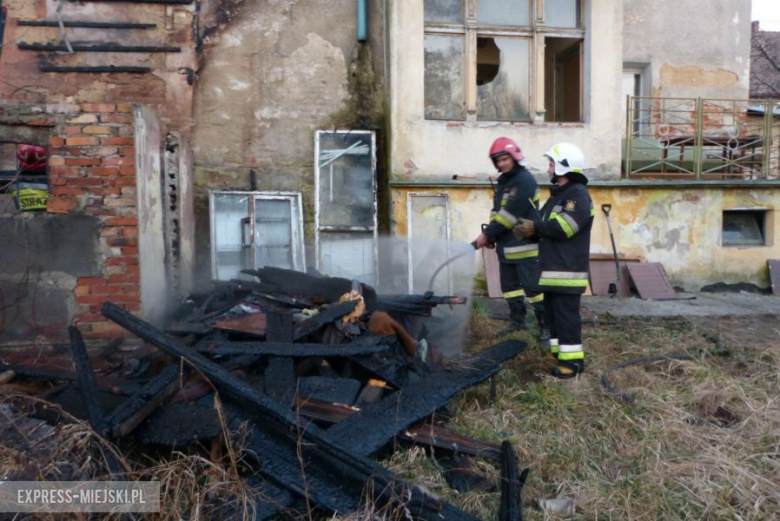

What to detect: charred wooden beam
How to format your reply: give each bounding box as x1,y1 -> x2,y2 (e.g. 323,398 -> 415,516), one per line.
263,357 -> 294,404
68,326 -> 105,433
500,440 -> 528,521
101,302 -> 478,520
18,42 -> 181,52
103,363 -> 182,438
198,337 -> 390,358
18,20 -> 157,29
294,398 -> 502,461
0,363 -> 76,382
293,300 -> 358,340
40,65 -> 152,73
326,340 -> 525,457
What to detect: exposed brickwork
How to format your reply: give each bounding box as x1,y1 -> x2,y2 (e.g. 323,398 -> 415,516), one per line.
45,104 -> 140,339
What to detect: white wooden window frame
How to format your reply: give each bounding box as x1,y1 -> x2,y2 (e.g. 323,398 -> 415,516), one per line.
424,0 -> 586,123
407,192 -> 452,294
209,190 -> 306,280
314,130 -> 378,283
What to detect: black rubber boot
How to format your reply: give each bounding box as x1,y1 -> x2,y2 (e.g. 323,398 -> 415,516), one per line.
500,297 -> 527,334
551,359 -> 584,379
534,308 -> 551,342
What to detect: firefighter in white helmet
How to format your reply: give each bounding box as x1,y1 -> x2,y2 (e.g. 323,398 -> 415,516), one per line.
515,143 -> 593,378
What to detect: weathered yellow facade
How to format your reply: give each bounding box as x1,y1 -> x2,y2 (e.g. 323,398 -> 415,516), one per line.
392,182 -> 780,291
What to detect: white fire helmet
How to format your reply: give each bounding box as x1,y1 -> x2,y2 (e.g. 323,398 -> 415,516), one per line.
544,143 -> 586,183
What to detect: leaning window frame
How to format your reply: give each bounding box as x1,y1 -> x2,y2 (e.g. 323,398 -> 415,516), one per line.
423,0 -> 586,123
209,190 -> 306,280
314,130 -> 379,283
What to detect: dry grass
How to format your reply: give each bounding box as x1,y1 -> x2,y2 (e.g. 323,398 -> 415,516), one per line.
3,308 -> 780,520
384,309 -> 780,520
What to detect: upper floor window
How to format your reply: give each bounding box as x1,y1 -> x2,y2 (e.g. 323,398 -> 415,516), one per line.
424,0 -> 585,123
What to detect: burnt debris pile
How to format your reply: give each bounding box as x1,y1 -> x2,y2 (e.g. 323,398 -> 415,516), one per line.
0,267 -> 529,520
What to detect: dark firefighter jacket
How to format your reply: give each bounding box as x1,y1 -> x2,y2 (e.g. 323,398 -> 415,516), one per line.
483,164 -> 541,264
533,179 -> 594,294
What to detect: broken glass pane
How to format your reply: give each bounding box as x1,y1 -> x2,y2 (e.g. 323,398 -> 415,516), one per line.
545,0 -> 581,28
424,35 -> 465,120
317,132 -> 374,227
255,199 -> 293,270
424,0 -> 462,23
477,0 -> 530,26
477,37 -> 530,121
212,193 -> 250,281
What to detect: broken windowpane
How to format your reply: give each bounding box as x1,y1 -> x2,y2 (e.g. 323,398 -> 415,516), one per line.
722,210 -> 766,246
545,0 -> 581,28
212,193 -> 250,281
255,199 -> 294,270
477,37 -> 530,121
315,131 -> 377,285
544,37 -> 583,122
424,0 -> 462,23
424,35 -> 465,120
477,0 -> 530,26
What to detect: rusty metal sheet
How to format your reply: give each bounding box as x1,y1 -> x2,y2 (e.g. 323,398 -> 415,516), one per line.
626,262 -> 676,300
769,260 -> 780,296
589,259 -> 636,297
212,313 -> 267,336
482,247 -> 503,298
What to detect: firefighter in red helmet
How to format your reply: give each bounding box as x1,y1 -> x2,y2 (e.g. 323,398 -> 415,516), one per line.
474,137 -> 549,339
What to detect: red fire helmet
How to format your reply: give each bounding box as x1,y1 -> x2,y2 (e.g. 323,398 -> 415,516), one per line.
488,137 -> 524,165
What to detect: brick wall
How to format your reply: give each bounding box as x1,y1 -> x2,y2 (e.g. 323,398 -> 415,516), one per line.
46,103 -> 140,339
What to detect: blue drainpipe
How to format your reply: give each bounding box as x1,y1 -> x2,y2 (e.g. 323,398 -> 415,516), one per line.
357,0 -> 367,42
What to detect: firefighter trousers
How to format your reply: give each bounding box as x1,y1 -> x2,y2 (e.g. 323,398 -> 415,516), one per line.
543,292 -> 584,361
499,261 -> 544,328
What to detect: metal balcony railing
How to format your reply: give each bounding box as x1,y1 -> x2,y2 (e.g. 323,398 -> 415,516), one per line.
624,97 -> 780,180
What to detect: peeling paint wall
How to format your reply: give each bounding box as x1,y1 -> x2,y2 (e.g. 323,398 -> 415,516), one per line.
387,0 -> 624,181
589,186 -> 778,290
392,183 -> 780,291
624,0 -> 751,100
191,0 -> 386,283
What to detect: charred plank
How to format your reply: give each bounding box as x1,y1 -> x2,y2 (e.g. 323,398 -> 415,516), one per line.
197,337 -> 390,358
500,440 -> 528,521
293,300 -> 358,340
326,340 -> 525,457
264,357 -> 294,404
68,326 -> 105,433
101,302 -> 478,520
103,363 -> 182,438
40,65 -> 153,73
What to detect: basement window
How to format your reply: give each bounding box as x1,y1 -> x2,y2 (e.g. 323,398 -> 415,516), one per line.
0,141 -> 49,213
722,210 -> 767,247
407,193 -> 452,294
210,191 -> 305,281
315,130 -> 377,285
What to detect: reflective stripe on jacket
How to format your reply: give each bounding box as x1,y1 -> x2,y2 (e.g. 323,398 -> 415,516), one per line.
533,181 -> 593,294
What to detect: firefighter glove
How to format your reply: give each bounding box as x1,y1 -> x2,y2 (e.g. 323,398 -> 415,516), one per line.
515,218 -> 536,239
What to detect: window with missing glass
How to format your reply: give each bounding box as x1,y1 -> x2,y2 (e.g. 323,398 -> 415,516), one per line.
424,0 -> 585,123
722,210 -> 768,247
0,141 -> 49,212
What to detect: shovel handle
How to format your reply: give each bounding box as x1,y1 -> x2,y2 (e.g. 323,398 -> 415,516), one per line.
601,204 -> 612,215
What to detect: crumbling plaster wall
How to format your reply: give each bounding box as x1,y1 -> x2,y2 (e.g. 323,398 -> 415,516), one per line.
589,186 -> 780,291
623,0 -> 751,99
191,0 -> 385,283
387,0 -> 624,181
